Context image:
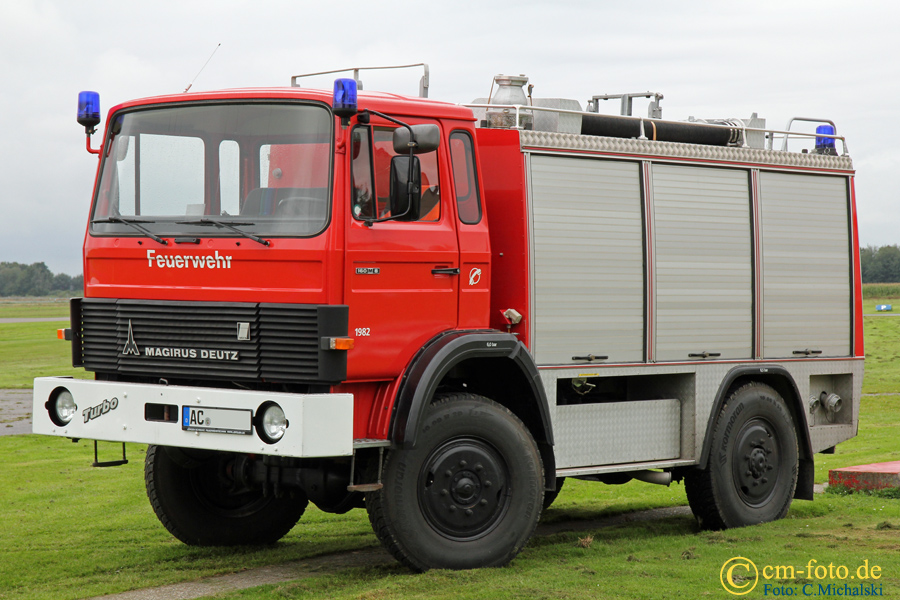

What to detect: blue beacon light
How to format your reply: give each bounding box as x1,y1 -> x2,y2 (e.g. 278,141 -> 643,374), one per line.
77,91 -> 101,133
332,78 -> 358,120
815,124 -> 836,154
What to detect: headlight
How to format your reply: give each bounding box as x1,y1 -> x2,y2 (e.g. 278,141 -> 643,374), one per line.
48,388 -> 77,426
257,402 -> 288,444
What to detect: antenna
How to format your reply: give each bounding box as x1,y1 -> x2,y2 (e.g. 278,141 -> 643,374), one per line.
183,43 -> 221,93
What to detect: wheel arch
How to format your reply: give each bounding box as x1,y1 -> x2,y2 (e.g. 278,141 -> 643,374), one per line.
697,365 -> 814,500
388,330 -> 555,490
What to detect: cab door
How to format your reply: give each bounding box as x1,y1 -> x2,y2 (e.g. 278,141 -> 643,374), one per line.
345,123 -> 459,380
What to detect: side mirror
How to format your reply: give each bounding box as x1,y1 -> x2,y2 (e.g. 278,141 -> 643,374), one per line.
389,155 -> 421,221
393,124 -> 440,154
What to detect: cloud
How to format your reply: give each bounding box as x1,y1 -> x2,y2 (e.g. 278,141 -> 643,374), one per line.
0,0 -> 898,276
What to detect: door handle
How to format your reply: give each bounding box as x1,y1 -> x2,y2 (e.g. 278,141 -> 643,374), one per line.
431,268 -> 460,275
792,348 -> 823,356
688,351 -> 722,359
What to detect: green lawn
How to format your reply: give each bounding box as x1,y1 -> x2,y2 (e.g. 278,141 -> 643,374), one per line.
0,301 -> 70,319
219,493 -> 899,600
2,398 -> 896,600
861,312 -> 900,394
0,321 -> 91,388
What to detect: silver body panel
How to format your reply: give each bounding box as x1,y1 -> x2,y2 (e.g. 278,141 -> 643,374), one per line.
551,398 -> 681,468
519,130 -> 859,474
544,359 -> 862,471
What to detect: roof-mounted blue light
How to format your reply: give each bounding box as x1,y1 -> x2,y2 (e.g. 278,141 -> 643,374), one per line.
77,91 -> 101,131
815,124 -> 836,151
333,78 -> 358,119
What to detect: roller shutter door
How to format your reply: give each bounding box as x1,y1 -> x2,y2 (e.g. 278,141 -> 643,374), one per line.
529,155 -> 644,364
759,172 -> 850,358
652,165 -> 752,361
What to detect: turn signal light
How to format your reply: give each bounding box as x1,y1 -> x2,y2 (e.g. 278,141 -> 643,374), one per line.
57,328 -> 73,341
330,337 -> 355,350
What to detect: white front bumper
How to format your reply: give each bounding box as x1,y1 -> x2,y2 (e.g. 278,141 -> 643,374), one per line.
32,377 -> 353,457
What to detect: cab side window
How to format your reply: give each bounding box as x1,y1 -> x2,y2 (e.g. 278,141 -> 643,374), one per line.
351,127 -> 375,219
449,131 -> 482,224
351,125 -> 441,222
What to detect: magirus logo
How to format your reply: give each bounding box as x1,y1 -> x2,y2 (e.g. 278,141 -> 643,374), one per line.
122,320 -> 140,356
120,319 -> 240,362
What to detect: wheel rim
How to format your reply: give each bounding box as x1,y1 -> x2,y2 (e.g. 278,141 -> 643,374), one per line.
188,454 -> 271,519
732,417 -> 781,507
418,437 -> 511,540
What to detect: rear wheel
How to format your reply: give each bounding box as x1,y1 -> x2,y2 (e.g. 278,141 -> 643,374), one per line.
144,445 -> 307,545
366,394 -> 544,571
685,382 -> 799,530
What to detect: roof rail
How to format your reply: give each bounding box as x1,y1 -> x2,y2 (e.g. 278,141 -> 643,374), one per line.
587,92 -> 664,119
777,117 -> 847,155
463,102 -> 849,156
290,63 -> 430,98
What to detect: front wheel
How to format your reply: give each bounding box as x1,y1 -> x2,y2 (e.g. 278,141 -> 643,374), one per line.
367,394 -> 544,571
144,445 -> 308,546
685,382 -> 799,530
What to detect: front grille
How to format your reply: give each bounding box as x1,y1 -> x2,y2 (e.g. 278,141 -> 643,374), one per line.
75,299 -> 347,384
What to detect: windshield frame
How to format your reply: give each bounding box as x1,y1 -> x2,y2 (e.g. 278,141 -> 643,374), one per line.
89,99 -> 335,240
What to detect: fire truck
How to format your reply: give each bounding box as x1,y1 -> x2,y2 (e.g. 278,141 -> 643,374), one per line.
33,65 -> 862,571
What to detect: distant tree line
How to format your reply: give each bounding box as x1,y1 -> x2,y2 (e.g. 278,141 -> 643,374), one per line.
860,245 -> 900,284
0,262 -> 83,297
0,247 -> 897,295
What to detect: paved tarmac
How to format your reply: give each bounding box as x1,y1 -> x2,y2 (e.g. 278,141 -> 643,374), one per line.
0,389 -> 33,435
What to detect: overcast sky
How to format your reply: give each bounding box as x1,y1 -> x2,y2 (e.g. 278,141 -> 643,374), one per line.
1,0 -> 896,275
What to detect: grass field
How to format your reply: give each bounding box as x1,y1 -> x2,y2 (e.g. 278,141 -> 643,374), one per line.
0,301 -> 898,599
0,301 -> 70,319
863,282 -> 900,299
0,321 -> 91,388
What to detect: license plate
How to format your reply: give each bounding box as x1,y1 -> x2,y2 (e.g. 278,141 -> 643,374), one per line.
182,406 -> 253,435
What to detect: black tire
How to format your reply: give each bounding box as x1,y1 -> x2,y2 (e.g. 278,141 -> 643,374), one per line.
144,445 -> 308,546
685,382 -> 799,530
542,477 -> 566,511
367,394 -> 544,571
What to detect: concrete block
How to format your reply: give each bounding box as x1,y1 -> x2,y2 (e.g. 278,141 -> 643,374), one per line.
828,461 -> 900,491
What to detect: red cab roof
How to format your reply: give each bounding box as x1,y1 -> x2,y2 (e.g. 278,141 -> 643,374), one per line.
106,86 -> 475,122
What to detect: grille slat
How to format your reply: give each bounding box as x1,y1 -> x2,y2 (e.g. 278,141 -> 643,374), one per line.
79,300 -> 346,384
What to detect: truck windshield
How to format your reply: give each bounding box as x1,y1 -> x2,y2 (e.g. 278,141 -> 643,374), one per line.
91,102 -> 333,238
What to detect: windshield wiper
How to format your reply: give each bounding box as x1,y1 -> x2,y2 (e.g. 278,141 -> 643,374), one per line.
92,217 -> 168,245
177,218 -> 270,247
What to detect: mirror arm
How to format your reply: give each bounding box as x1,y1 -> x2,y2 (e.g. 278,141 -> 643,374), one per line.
359,109 -> 417,145
359,109 -> 418,223
359,108 -> 419,155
